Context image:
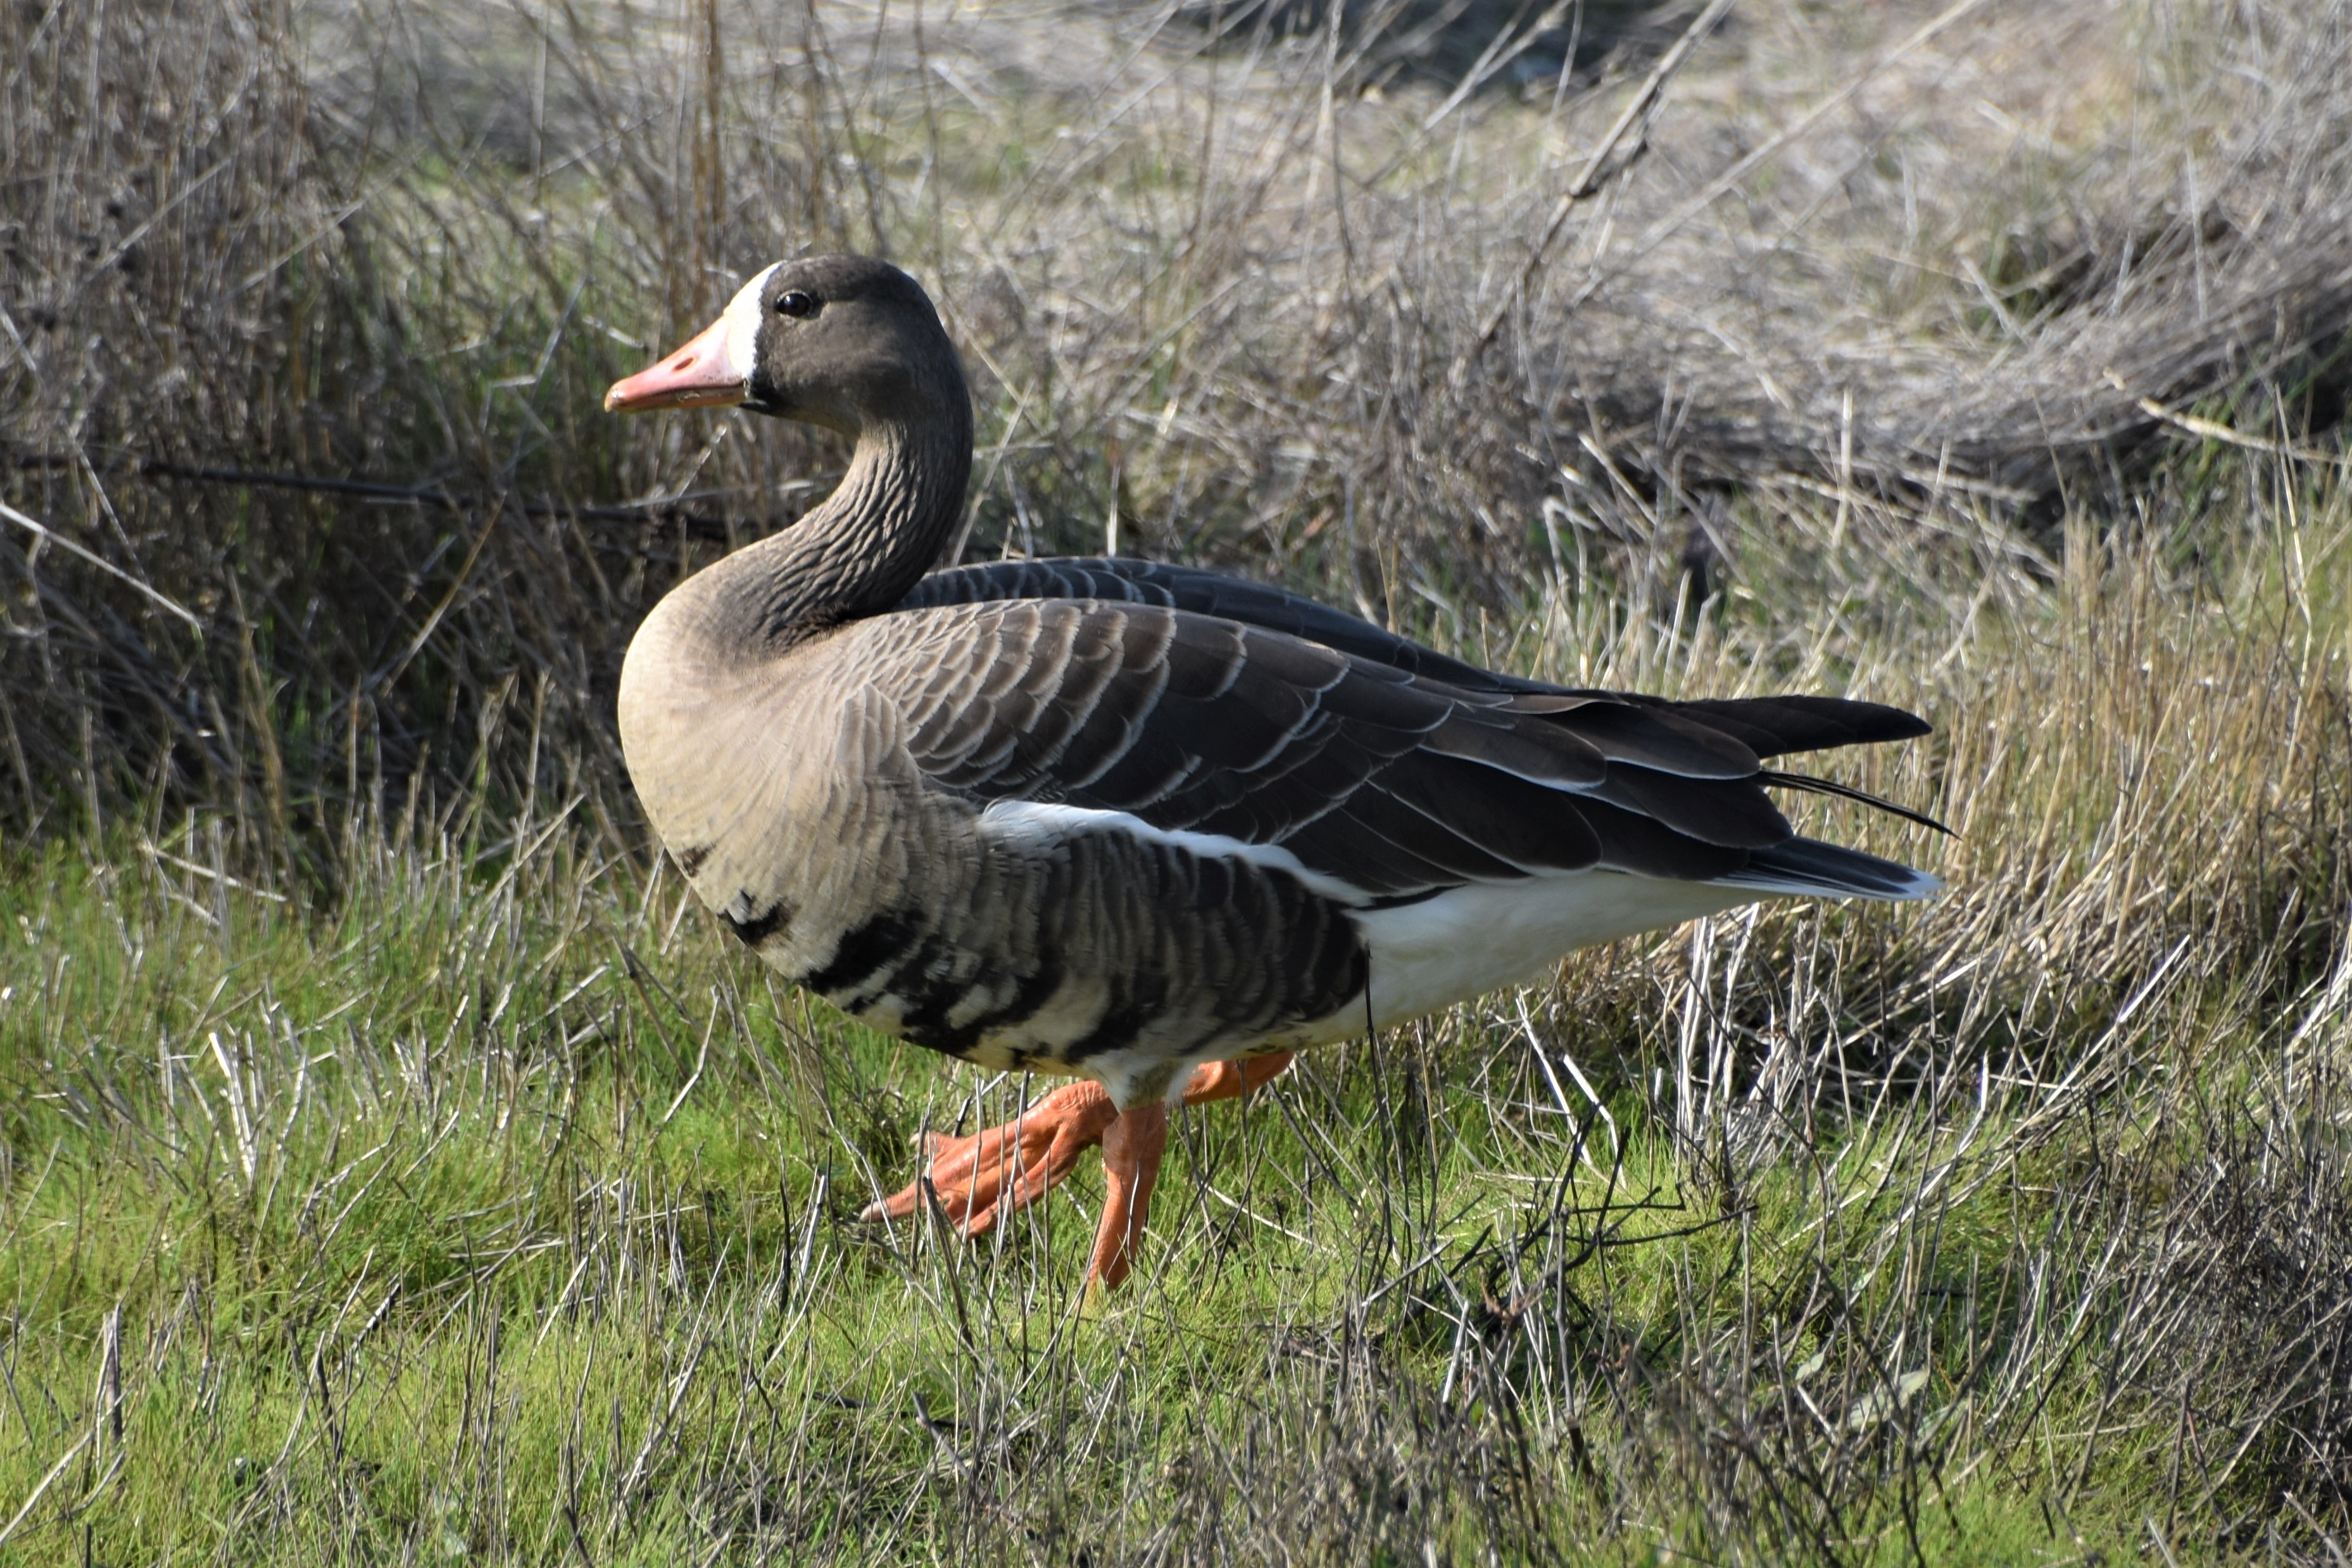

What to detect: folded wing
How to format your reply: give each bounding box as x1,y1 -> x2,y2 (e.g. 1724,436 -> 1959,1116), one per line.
865,598 -> 1934,903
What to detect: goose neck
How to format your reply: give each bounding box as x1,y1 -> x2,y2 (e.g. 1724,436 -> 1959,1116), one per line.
713,408 -> 971,648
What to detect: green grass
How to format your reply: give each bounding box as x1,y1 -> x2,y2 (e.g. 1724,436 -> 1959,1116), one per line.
5,456 -> 2349,1564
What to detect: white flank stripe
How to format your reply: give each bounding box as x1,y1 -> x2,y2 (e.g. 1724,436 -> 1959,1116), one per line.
976,800 -> 1366,903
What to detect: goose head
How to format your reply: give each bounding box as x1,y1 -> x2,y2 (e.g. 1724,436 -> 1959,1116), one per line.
603,255 -> 965,436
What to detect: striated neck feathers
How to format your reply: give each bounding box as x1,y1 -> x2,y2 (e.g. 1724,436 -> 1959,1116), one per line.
700,375 -> 973,653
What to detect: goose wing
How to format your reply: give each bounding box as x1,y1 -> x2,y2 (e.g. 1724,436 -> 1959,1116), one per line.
900,557 -> 1525,690
899,558 -> 1933,759
869,598 -> 1923,903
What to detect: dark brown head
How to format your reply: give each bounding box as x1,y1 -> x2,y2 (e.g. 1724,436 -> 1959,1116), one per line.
605,256 -> 966,437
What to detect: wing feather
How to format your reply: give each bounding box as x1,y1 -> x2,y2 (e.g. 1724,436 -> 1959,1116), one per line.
898,558 -> 1933,764
1422,710 -> 1607,786
1378,753 -> 1605,871
1540,702 -> 1758,779
1585,765 -> 1790,848
1670,695 -> 1932,756
899,557 -> 1526,690
871,591 -> 1934,905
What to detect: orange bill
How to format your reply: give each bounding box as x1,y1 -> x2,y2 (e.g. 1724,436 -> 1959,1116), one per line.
605,314 -> 748,412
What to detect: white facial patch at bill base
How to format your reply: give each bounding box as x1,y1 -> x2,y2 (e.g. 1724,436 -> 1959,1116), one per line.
719,263 -> 781,384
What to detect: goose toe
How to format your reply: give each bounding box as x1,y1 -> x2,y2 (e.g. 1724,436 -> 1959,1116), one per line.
864,1079 -> 1119,1232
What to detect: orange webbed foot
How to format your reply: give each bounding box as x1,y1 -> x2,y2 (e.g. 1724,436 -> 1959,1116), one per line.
862,1053 -> 1296,1293
860,1078 -> 1118,1236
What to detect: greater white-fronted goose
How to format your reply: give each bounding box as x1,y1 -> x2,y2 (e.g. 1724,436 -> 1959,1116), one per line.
605,256 -> 1941,1295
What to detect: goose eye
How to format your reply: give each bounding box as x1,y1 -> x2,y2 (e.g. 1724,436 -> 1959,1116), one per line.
775,290 -> 817,319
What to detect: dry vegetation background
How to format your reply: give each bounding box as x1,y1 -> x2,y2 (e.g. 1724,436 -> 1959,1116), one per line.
4,0 -> 2352,1562
9,0 -> 2352,840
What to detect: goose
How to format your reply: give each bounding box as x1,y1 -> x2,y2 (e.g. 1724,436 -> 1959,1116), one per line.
605,255 -> 1941,1296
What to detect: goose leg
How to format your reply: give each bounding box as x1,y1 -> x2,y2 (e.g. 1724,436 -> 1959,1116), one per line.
1086,1100 -> 1169,1292
861,1054 -> 1297,1239
1088,1057 -> 1292,1295
1178,1052 -> 1295,1106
